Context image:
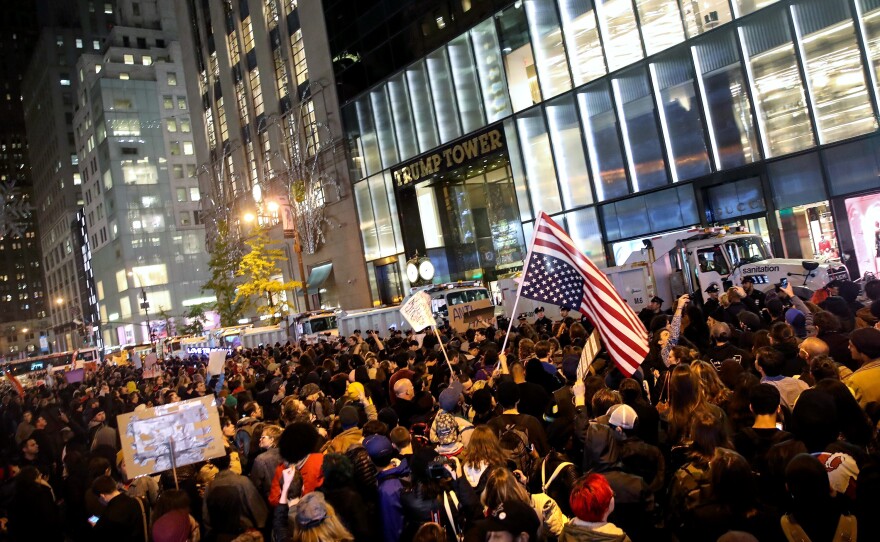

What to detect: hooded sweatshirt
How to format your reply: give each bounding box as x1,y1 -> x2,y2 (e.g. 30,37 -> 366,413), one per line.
559,519 -> 632,542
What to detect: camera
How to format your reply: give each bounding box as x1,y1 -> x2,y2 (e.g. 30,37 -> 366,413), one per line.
427,456 -> 454,480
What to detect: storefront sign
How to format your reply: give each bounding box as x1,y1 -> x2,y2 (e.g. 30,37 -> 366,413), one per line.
392,125 -> 506,188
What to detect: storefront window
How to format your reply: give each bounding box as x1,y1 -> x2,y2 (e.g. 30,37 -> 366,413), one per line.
426,48 -> 463,144
354,96 -> 382,176
524,0 -> 572,99
635,0 -> 685,56
577,80 -> 629,201
558,0 -> 606,86
650,52 -> 711,181
564,207 -> 605,264
497,4 -> 541,112
405,60 -> 440,153
546,95 -> 593,209
793,0 -> 876,144
693,29 -> 760,170
369,86 -> 399,169
595,0 -> 643,72
470,19 -> 513,122
767,152 -> 826,210
733,0 -> 781,17
739,9 -> 815,157
776,202 -> 837,260
516,108 -> 563,215
503,118 -> 534,221
614,68 -> 669,192
387,74 -> 419,162
354,180 -> 379,260
681,0 -> 733,38
448,34 -> 486,135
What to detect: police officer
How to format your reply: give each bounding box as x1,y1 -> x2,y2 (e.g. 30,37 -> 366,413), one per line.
533,307 -> 553,336
703,283 -> 721,319
638,296 -> 664,331
741,276 -> 765,313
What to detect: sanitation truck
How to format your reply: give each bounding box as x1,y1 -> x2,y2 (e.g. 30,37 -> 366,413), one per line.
605,227 -> 850,313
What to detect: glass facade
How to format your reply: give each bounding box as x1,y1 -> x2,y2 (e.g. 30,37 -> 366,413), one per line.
339,0 -> 880,292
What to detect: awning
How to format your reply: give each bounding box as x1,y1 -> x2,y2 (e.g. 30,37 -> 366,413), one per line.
307,263 -> 333,295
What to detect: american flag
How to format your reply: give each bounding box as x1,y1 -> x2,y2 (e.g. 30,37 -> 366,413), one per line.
520,213 -> 649,376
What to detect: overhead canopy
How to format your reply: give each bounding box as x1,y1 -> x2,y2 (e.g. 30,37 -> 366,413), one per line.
306,263 -> 333,295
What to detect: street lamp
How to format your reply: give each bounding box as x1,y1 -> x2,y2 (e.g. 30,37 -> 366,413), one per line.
128,271 -> 153,344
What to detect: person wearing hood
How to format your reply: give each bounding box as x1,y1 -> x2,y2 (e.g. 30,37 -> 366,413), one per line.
560,473 -> 632,542
322,406 -> 364,454
365,434 -> 410,542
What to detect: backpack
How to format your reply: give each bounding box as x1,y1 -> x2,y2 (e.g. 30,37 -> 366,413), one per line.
499,419 -> 534,476
781,513 -> 856,542
235,420 -> 257,463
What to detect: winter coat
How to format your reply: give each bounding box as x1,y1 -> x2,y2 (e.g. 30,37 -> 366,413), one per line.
202,469 -> 268,531
322,427 -> 363,454
559,520 -> 632,542
377,459 -> 411,542
248,447 -> 282,499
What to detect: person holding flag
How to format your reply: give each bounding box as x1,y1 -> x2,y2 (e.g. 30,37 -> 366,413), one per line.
501,212 -> 650,379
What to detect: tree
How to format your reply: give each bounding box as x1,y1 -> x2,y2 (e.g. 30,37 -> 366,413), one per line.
234,226 -> 302,321
203,220 -> 247,326
179,303 -> 209,336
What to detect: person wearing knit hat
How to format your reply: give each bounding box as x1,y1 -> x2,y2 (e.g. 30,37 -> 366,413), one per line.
298,383 -> 321,401
367,433 -> 410,542
321,406 -> 363,454
845,327 -> 880,409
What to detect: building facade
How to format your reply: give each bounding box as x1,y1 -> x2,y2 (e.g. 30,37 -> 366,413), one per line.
176,0 -> 371,314
73,0 -> 211,347
334,0 -> 880,303
22,1 -> 118,352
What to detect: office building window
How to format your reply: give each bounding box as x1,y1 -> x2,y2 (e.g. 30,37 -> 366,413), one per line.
470,19 -> 512,122
595,0 -> 643,72
545,95 -> 593,208
291,29 -> 309,86
273,47 -> 289,100
387,73 -> 419,161
167,72 -> 177,86
577,80 -> 629,201
497,4 -> 541,112
369,86 -> 400,169
650,51 -> 712,181
793,0 -> 876,144
858,0 -> 880,107
740,7 -> 814,157
635,0 -> 686,55
504,118 -> 534,221
243,16 -> 255,52
516,108 -> 562,215
692,28 -> 760,169
524,0 -> 573,99
733,0 -> 781,17
681,0 -> 733,38
249,67 -> 264,117
426,48 -> 463,143
217,97 -> 229,142
448,34 -> 486,134
354,96 -> 382,176
613,67 -> 669,192
559,0 -> 606,86
405,60 -> 440,153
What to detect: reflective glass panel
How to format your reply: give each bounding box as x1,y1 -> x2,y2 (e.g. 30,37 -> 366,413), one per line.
650,52 -> 711,181
524,0 -> 573,98
369,173 -> 396,258
387,74 -> 419,161
448,34 -> 487,134
635,0 -> 686,56
497,4 -> 541,111
503,118 -> 534,221
823,138 -> 880,196
405,60 -> 440,153
369,86 -> 399,169
558,0 -> 607,86
354,180 -> 379,260
740,10 -> 815,157
426,48 -> 463,144
733,0 -> 781,17
793,0 -> 876,144
693,29 -> 760,169
767,152 -> 826,209
516,109 -> 563,215
595,0 -> 643,72
681,0 -> 733,38
564,207 -> 605,263
614,68 -> 669,192
354,96 -> 382,175
858,0 -> 880,106
471,19 -> 513,122
545,95 -> 593,208
577,81 -> 629,201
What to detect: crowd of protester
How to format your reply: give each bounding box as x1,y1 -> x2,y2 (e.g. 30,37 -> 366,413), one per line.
0,277 -> 879,542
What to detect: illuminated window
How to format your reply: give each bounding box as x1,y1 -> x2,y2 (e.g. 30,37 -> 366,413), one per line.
227,31 -> 240,66
236,81 -> 249,127
681,0 -> 733,38
635,0 -> 685,55
180,118 -> 191,133
242,17 -> 255,52
205,107 -> 217,148
559,0 -> 606,86
246,142 -> 258,187
303,99 -> 319,155
217,97 -> 229,142
595,0 -> 643,72
273,47 -> 289,99
291,29 -> 309,86
167,72 -> 177,86
163,95 -> 173,109
124,54 -> 134,64
167,119 -> 177,132
183,142 -> 194,155
249,68 -> 264,117
178,97 -> 187,110
265,0 -> 280,28
142,56 -> 152,65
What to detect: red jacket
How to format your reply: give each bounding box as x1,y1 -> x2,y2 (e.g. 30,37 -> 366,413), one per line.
267,453 -> 324,506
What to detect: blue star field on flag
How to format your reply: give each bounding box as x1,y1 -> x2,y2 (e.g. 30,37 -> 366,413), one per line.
520,253 -> 584,310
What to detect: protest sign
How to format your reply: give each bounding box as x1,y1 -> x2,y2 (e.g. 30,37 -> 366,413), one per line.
143,353 -> 160,379
207,350 -> 226,376
65,369 -> 85,384
400,292 -> 436,332
118,396 -> 224,478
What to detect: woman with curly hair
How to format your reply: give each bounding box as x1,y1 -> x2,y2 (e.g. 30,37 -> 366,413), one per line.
691,361 -> 732,410
460,426 -> 507,493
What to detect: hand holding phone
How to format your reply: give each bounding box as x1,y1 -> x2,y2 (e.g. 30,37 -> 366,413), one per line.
88,515 -> 100,526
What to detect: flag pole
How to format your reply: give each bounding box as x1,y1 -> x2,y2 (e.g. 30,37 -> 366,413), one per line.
499,214 -> 543,367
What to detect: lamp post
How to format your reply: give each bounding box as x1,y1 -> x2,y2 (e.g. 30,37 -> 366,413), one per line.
128,271 -> 152,344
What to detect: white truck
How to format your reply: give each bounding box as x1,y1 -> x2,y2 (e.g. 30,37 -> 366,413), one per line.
290,310 -> 341,343
606,227 -> 850,312
337,282 -> 497,337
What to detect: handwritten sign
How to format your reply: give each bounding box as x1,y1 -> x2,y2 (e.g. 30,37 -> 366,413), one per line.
400,292 -> 436,332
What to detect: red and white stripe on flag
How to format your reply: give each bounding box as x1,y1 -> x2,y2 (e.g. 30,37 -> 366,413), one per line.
532,212 -> 649,376
577,329 -> 601,381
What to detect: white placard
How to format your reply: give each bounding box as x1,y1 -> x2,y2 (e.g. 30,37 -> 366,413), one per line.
207,350 -> 226,376
400,292 -> 437,332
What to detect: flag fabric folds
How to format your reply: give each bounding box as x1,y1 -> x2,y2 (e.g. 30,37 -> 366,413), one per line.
578,330 -> 602,381
520,212 -> 649,376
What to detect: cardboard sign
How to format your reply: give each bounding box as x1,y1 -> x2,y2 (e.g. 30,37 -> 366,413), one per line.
449,298 -> 494,333
118,396 -> 224,478
142,353 -> 160,379
207,350 -> 226,376
400,291 -> 437,332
